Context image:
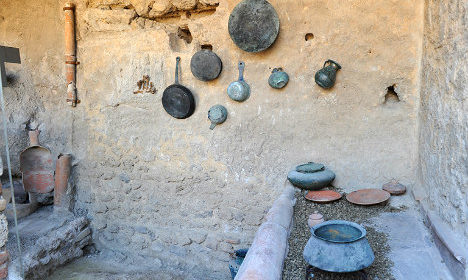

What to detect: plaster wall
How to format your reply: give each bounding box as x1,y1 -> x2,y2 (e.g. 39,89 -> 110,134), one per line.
419,0 -> 468,243
0,0 -> 424,277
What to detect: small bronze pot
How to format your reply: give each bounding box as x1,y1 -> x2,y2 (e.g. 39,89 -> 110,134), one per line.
268,68 -> 289,89
315,59 -> 341,89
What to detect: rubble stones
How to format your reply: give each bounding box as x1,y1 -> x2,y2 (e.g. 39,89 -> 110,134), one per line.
0,215 -> 7,248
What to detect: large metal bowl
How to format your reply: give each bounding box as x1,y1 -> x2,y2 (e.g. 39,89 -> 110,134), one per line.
303,220 -> 375,272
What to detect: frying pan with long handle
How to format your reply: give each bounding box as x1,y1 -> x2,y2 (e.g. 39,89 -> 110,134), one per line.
162,57 -> 195,119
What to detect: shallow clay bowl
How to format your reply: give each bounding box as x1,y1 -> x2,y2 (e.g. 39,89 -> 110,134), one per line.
346,189 -> 390,206
305,190 -> 342,203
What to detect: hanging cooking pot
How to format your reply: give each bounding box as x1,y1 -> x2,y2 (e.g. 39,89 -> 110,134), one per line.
315,59 -> 341,89
268,68 -> 289,89
162,57 -> 195,119
227,62 -> 250,102
228,0 -> 280,53
208,105 -> 228,130
190,49 -> 222,82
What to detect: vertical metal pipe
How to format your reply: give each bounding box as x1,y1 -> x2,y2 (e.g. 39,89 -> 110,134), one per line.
54,153 -> 71,209
64,3 -> 78,106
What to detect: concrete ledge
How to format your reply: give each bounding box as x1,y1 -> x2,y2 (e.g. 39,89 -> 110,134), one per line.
235,182 -> 296,280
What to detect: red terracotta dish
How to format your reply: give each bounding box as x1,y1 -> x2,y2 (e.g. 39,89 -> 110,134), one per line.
346,189 -> 390,206
305,190 -> 342,203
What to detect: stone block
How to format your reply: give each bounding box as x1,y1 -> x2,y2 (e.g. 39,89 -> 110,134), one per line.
0,251 -> 9,266
172,0 -> 197,10
0,263 -> 7,279
130,0 -> 153,16
75,228 -> 92,243
0,215 -> 7,248
199,0 -> 219,5
149,0 -> 172,18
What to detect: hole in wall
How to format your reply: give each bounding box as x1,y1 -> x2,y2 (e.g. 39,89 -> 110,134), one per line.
384,84 -> 400,104
6,74 -> 18,86
177,26 -> 192,44
201,44 -> 213,51
368,49 -> 372,54
169,33 -> 181,52
305,33 -> 314,41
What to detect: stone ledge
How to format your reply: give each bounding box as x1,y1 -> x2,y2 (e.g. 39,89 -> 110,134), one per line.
419,204 -> 468,280
235,182 -> 296,280
7,206 -> 92,280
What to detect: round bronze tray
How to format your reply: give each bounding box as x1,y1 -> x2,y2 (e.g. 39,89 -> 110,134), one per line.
305,190 -> 342,203
228,0 -> 280,52
346,189 -> 390,206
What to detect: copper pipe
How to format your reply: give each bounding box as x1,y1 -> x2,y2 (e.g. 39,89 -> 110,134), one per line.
64,3 -> 79,106
54,153 -> 71,208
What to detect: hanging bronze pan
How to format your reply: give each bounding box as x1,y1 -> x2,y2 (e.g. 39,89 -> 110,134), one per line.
162,57 -> 195,119
228,0 -> 280,53
190,49 -> 222,82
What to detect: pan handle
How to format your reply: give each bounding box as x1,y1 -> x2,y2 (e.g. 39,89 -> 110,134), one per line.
238,61 -> 245,81
175,57 -> 181,84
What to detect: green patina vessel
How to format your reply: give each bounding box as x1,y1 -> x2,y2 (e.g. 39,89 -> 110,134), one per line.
315,59 -> 341,89
303,220 -> 374,272
287,162 -> 335,190
296,162 -> 324,173
268,68 -> 289,89
208,105 -> 228,130
227,62 -> 250,102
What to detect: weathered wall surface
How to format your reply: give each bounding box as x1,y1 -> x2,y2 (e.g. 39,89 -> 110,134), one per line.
1,0 -> 424,277
0,0 -> 72,170
419,0 -> 468,243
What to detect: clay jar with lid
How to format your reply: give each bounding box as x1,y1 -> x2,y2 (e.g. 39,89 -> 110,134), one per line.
308,211 -> 325,228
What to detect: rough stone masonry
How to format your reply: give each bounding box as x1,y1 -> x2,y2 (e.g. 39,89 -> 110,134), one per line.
2,0 -> 464,278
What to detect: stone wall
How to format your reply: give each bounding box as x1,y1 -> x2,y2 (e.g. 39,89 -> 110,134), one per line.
0,0 -> 73,170
7,207 -> 91,280
1,0 -> 424,277
419,0 -> 468,244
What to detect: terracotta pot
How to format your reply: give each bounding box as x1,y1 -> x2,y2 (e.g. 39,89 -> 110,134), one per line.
20,130 -> 54,193
308,211 -> 324,228
54,153 -> 71,207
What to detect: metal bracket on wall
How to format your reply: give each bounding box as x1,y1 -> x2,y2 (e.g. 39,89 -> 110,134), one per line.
0,46 -> 21,85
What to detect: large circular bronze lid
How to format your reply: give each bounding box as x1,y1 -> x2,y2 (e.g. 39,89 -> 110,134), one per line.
305,190 -> 342,203
228,0 -> 280,52
346,189 -> 390,206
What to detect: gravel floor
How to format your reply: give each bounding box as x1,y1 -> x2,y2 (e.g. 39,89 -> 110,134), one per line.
283,189 -> 403,280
